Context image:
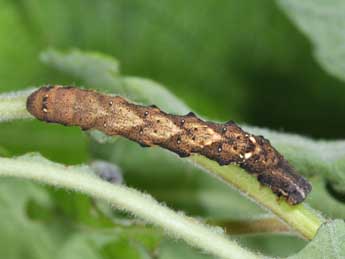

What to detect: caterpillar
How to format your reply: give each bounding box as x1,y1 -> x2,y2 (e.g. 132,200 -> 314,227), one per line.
26,85 -> 312,205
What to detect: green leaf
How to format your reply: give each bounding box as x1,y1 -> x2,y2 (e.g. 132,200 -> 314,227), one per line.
288,220 -> 345,259
158,239 -> 213,259
41,49 -> 190,115
2,0 -> 345,138
0,120 -> 89,164
307,177 -> 345,219
0,145 -> 9,157
277,0 -> 345,82
40,49 -> 120,88
0,178 -> 120,259
0,165 -> 161,259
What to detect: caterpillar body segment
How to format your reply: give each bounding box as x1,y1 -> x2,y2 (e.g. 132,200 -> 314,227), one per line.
27,86 -> 312,205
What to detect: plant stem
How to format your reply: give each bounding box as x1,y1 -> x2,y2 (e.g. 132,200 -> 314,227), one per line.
0,89 -> 34,122
192,156 -> 324,240
0,155 -> 263,259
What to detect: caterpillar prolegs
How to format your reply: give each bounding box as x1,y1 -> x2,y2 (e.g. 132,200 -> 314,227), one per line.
27,86 -> 312,205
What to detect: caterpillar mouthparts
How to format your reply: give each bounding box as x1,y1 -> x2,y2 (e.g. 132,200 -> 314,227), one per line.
27,85 -> 312,205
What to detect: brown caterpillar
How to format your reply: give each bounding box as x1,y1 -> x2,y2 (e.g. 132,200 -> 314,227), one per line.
27,86 -> 312,205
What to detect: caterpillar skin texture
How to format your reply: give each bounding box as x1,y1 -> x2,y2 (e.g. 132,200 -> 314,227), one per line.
27,86 -> 312,205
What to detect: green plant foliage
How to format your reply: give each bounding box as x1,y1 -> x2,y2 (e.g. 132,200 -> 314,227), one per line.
43,49 -> 345,213
1,153 -> 255,259
307,178 -> 345,219
278,0 -> 345,83
288,220 -> 345,259
0,145 -> 9,156
41,49 -> 189,115
40,47 -> 344,255
0,178 -> 162,259
1,1 -> 345,258
1,0 -> 345,137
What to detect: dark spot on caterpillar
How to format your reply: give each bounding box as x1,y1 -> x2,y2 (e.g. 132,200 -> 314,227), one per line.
226,120 -> 235,125
63,86 -> 75,89
186,112 -> 196,117
217,145 -> 222,152
139,142 -> 150,148
175,150 -> 190,158
217,157 -> 230,166
26,86 -> 312,205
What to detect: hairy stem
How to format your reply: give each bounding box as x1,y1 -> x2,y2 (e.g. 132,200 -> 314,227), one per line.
0,155 -> 262,259
0,89 -> 34,122
193,156 -> 324,240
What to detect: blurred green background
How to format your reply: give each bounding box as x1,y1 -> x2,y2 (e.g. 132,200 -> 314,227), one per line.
0,0 -> 344,258
1,0 -> 345,140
